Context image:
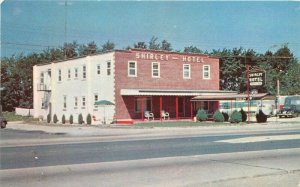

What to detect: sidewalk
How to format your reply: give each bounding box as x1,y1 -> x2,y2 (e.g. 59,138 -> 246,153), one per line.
4,117 -> 300,137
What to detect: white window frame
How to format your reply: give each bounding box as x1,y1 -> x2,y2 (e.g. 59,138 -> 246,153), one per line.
152,62 -> 160,78
82,96 -> 86,108
183,64 -> 191,79
63,95 -> 67,109
74,68 -> 78,79
97,64 -> 101,75
94,94 -> 98,108
128,61 -> 137,77
40,72 -> 44,84
107,61 -> 111,76
203,65 -> 211,79
74,97 -> 78,108
58,69 -> 62,82
68,69 -> 71,79
83,65 -> 86,79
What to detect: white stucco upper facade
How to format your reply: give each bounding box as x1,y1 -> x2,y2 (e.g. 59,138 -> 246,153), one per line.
33,52 -> 115,124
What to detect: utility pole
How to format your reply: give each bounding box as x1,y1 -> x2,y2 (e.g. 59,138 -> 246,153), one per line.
246,64 -> 251,123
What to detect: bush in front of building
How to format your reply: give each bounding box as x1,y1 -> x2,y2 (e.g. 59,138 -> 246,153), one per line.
47,113 -> 51,123
230,110 -> 242,123
87,114 -> 92,125
222,112 -> 229,122
53,114 -> 58,123
213,110 -> 224,122
240,109 -> 247,122
78,114 -> 84,124
196,109 -> 208,121
62,115 -> 66,124
69,115 -> 73,124
256,110 -> 267,123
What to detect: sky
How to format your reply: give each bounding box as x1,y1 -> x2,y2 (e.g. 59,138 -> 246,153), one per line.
1,1 -> 300,58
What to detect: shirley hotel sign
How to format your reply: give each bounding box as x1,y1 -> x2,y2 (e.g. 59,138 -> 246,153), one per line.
135,51 -> 205,63
249,70 -> 266,87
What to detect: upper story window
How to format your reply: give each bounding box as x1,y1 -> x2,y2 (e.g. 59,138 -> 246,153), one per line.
82,65 -> 86,79
203,65 -> 210,79
68,69 -> 71,79
58,69 -> 62,82
128,61 -> 137,77
183,64 -> 191,79
40,72 -> 44,84
97,65 -> 101,75
107,61 -> 111,76
94,94 -> 98,108
74,68 -> 78,79
83,65 -> 86,79
152,62 -> 160,78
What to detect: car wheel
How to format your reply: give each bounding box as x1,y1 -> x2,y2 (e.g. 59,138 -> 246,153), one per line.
1,122 -> 6,129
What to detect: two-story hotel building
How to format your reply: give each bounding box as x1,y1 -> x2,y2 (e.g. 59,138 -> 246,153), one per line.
33,49 -> 235,124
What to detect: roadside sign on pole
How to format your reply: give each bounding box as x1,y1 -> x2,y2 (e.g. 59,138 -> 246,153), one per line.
249,70 -> 266,87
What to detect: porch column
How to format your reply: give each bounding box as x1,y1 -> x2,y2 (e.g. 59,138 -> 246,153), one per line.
141,97 -> 144,121
176,96 -> 179,120
160,96 -> 162,121
190,102 -> 193,121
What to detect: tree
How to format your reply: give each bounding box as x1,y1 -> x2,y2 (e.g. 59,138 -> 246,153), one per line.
62,41 -> 79,59
78,41 -> 98,56
148,36 -> 160,50
160,40 -> 172,51
101,41 -> 115,52
134,42 -> 147,49
183,46 -> 202,53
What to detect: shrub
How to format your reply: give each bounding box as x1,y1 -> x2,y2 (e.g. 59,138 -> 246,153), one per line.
196,109 -> 208,121
87,114 -> 92,125
256,110 -> 267,123
240,109 -> 247,122
69,115 -> 73,124
47,113 -> 51,123
62,115 -> 66,124
53,114 -> 58,123
213,110 -> 224,122
222,112 -> 229,122
230,110 -> 242,123
78,113 -> 83,124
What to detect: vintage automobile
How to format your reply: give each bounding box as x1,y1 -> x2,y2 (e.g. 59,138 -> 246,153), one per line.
0,115 -> 7,128
278,96 -> 300,118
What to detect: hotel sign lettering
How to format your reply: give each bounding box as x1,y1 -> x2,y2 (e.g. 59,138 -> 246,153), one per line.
249,70 -> 266,87
135,52 -> 204,63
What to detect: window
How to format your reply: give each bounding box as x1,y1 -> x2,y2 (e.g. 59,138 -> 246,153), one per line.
107,61 -> 111,76
94,94 -> 98,108
97,65 -> 101,75
183,64 -> 191,79
58,69 -> 62,81
82,96 -> 86,107
63,96 -> 67,109
68,69 -> 71,79
135,97 -> 152,113
74,97 -> 78,108
74,68 -> 78,79
83,65 -> 86,79
152,62 -> 160,78
203,65 -> 210,79
128,61 -> 137,77
40,72 -> 44,84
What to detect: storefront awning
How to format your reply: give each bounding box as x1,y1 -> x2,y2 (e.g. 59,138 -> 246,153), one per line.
120,89 -> 236,96
191,93 -> 269,101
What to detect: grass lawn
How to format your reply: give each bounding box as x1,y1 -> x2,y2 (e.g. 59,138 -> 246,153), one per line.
2,111 -> 35,122
133,121 -> 247,128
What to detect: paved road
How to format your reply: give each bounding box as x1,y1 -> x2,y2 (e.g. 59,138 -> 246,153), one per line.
1,125 -> 300,186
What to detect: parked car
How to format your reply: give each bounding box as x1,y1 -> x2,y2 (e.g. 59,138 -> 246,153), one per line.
278,96 -> 300,118
0,115 -> 7,128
